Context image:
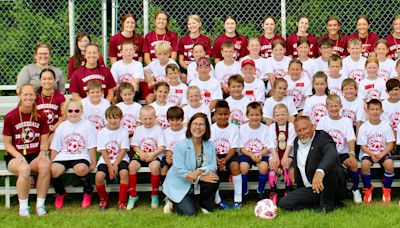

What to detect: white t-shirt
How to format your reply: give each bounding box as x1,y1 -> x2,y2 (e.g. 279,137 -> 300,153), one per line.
340,96 -> 366,126
168,83 -> 188,107
357,120 -> 395,159
243,77 -> 266,103
225,96 -> 251,126
342,56 -> 367,85
187,62 -> 215,84
214,61 -> 241,87
211,123 -> 240,155
183,104 -> 211,124
265,56 -> 291,92
131,125 -> 165,157
301,58 -> 318,81
150,101 -> 174,129
302,95 -> 328,127
50,119 -> 97,163
316,116 -> 355,154
315,57 -> 329,74
378,58 -> 397,82
189,77 -> 223,106
82,97 -> 110,132
164,127 -> 187,152
358,77 -> 388,102
262,96 -> 298,120
239,123 -> 269,156
240,56 -> 268,80
116,102 -> 142,133
97,127 -> 130,165
382,99 -> 400,132
110,59 -> 144,85
267,122 -> 296,158
328,75 -> 346,96
144,59 -> 179,82
284,75 -> 312,111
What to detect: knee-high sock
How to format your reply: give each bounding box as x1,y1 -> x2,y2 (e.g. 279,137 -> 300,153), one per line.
51,176 -> 66,195
129,174 -> 137,197
95,184 -> 108,200
349,170 -> 360,190
361,173 -> 371,189
80,175 -> 93,193
151,175 -> 160,196
232,174 -> 242,203
241,174 -> 249,195
214,189 -> 221,204
383,172 -> 395,188
268,170 -> 277,190
258,173 -> 268,193
119,183 -> 129,203
284,168 -> 292,187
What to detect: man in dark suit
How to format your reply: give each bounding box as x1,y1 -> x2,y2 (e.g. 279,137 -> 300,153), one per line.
278,116 -> 348,212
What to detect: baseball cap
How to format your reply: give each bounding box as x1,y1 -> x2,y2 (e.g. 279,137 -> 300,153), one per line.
241,59 -> 255,68
196,58 -> 211,67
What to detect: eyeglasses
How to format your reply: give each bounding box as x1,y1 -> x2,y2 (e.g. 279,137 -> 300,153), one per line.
68,109 -> 81,113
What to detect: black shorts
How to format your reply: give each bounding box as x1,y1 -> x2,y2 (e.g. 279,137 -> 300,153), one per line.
4,153 -> 39,168
217,153 -> 239,172
339,153 -> 350,164
161,156 -> 172,169
53,159 -> 90,170
131,157 -> 162,167
96,161 -> 129,180
361,154 -> 392,166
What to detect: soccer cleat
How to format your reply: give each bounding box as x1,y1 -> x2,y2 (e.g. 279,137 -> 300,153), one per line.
151,195 -> 159,209
19,207 -> 30,218
118,202 -> 127,211
81,193 -> 92,208
231,202 -> 242,209
382,187 -> 391,204
269,192 -> 278,205
54,193 -> 66,209
352,189 -> 362,204
163,200 -> 173,214
36,206 -> 47,216
200,207 -> 210,214
126,196 -> 139,210
99,198 -> 108,211
362,185 -> 374,204
218,201 -> 230,210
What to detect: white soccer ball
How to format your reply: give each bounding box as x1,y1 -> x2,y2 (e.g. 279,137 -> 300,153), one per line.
254,199 -> 278,219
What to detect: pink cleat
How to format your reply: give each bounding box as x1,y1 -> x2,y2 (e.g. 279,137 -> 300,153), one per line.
55,193 -> 66,209
81,193 -> 92,208
269,192 -> 278,205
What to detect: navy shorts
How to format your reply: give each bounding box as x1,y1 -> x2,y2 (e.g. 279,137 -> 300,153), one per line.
361,154 -> 392,166
96,161 -> 129,180
239,154 -> 269,167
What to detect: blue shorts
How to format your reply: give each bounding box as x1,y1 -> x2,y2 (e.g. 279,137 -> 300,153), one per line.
361,154 -> 392,166
239,154 -> 269,167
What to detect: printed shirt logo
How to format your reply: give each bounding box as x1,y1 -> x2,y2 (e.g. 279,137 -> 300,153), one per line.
378,69 -> 391,82
389,112 -> 400,131
310,104 -> 328,127
118,73 -> 134,83
139,137 -> 158,153
287,88 -> 305,110
121,114 -> 138,132
202,89 -> 212,106
244,138 -> 263,155
350,69 -> 365,84
214,137 -> 231,155
63,132 -> 86,154
274,68 -> 286,79
341,109 -> 356,125
168,93 -> 182,106
229,109 -> 244,125
327,129 -> 345,152
329,87 -> 342,96
157,114 -> 170,129
366,133 -> 384,154
365,88 -> 381,102
106,140 -> 121,162
88,115 -> 105,132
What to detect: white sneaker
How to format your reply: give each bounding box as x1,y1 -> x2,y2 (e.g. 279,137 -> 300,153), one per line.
126,196 -> 138,210
353,189 -> 362,204
163,200 -> 173,214
200,208 -> 210,214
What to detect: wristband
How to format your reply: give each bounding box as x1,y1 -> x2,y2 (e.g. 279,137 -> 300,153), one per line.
349,150 -> 356,157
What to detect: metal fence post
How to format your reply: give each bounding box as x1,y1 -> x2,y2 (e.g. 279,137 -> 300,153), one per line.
281,0 -> 286,39
111,0 -> 118,36
68,0 -> 75,57
102,0 -> 108,66
143,0 -> 149,35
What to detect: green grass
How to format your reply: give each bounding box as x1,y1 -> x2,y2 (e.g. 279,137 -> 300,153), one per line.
1,196 -> 400,227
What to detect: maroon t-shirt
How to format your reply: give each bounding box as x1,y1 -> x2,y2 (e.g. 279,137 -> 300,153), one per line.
212,34 -> 248,61
319,34 -> 349,57
67,55 -> 105,80
3,108 -> 49,155
286,34 -> 319,58
348,32 -> 379,58
178,34 -> 212,65
108,32 -> 144,61
385,34 -> 400,60
36,91 -> 66,131
258,34 -> 285,58
143,31 -> 179,60
69,66 -> 117,98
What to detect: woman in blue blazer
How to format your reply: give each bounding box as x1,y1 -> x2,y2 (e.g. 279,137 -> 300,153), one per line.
163,113 -> 219,216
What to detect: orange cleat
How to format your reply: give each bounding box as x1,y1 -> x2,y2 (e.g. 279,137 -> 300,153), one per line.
362,185 -> 374,204
382,187 -> 391,204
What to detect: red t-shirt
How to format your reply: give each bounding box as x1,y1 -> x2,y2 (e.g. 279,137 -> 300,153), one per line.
108,32 -> 144,61
258,34 -> 285,58
286,34 -> 319,58
385,34 -> 400,60
348,32 -> 379,58
178,34 -> 212,65
3,108 -> 49,155
212,34 -> 248,61
69,66 -> 117,98
142,31 -> 179,60
36,91 -> 66,131
319,34 -> 349,57
67,55 -> 105,79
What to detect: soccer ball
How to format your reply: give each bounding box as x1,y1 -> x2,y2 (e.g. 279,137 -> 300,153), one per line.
254,199 -> 278,219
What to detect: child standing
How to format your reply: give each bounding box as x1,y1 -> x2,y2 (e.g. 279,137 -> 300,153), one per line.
358,99 -> 395,203
240,38 -> 268,81
317,94 -> 361,203
182,86 -> 211,124
116,82 -> 142,136
150,82 -> 174,129
342,38 -> 367,85
240,102 -> 269,200
315,38 -> 334,74
296,38 -> 318,81
327,55 -> 346,96
165,64 -> 187,107
186,44 -> 215,84
211,100 -> 242,209
265,40 -> 291,94
95,106 -> 130,210
225,75 -> 251,126
340,78 -> 366,134
358,57 -> 388,102
286,16 -> 318,58
242,59 -> 265,103
375,39 -> 398,81
258,16 -> 285,59
215,42 -> 241,95
303,72 -> 329,127
128,105 -> 166,209
382,79 -> 400,133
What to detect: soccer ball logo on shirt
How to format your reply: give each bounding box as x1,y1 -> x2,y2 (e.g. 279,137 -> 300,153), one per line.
139,137 -> 158,153
310,104 -> 328,127
65,133 -> 85,154
214,138 -> 231,155
365,89 -> 381,102
341,109 -> 356,126
118,73 -> 134,84
287,88 -> 305,110
327,129 -> 345,152
202,89 -> 212,106
43,109 -> 55,125
389,112 -> 400,131
168,93 -> 182,107
244,138 -> 263,156
121,114 -> 137,132
21,128 -> 35,143
106,140 -> 120,161
88,114 -> 105,132
367,134 -> 384,154
350,69 -> 365,84
157,115 -> 170,129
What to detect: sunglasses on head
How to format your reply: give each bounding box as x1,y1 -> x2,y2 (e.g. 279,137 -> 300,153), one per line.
67,109 -> 80,113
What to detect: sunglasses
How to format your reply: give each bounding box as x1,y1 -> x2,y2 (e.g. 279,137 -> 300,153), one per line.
67,109 -> 81,113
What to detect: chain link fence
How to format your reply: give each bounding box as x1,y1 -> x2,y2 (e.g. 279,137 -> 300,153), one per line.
0,0 -> 399,87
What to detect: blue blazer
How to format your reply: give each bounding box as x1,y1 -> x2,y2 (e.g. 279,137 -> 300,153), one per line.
162,138 -> 217,203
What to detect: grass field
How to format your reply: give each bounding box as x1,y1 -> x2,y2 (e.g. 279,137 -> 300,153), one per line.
1,194 -> 400,228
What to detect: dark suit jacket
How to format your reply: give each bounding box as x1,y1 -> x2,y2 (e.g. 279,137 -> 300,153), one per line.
293,130 -> 346,189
